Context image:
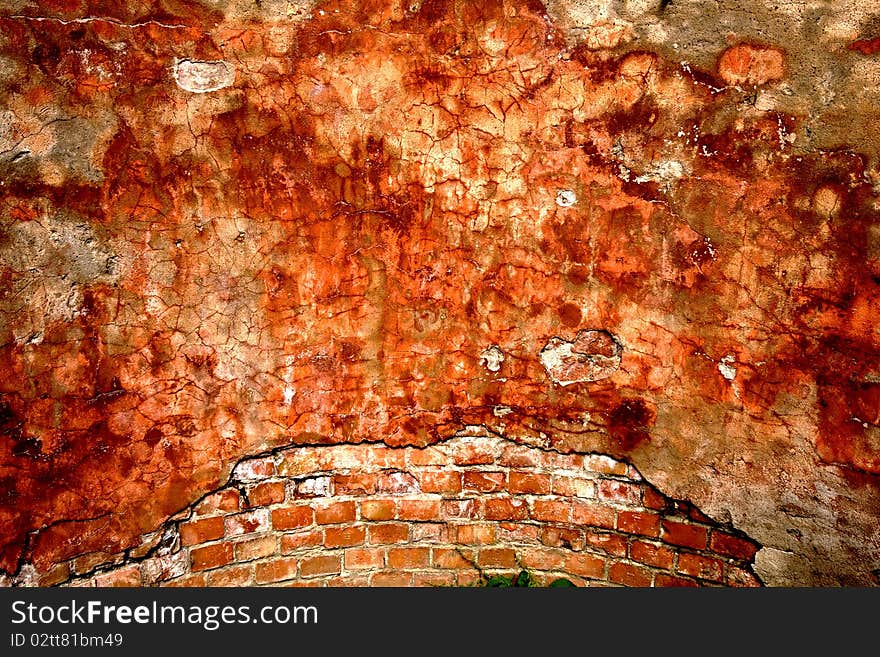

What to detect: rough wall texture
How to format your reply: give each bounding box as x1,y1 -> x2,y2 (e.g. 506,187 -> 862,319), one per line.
0,0 -> 879,586
25,433 -> 761,587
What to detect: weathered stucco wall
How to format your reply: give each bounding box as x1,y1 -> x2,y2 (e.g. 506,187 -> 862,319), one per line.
1,0 -> 879,586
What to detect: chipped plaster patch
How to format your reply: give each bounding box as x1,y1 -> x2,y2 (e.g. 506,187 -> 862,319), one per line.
540,330 -> 623,386
719,354 -> 737,381
480,345 -> 505,372
555,189 -> 577,207
173,59 -> 235,93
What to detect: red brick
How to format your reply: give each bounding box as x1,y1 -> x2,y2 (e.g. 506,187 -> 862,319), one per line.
255,557 -> 300,584
360,499 -> 395,521
195,489 -> 241,515
433,547 -> 474,569
571,501 -> 616,529
371,447 -> 409,470
412,523 -> 446,542
345,548 -> 385,570
283,580 -> 325,588
450,439 -> 496,465
233,457 -> 275,481
454,523 -> 496,545
677,553 -> 723,582
180,516 -> 225,547
191,542 -> 233,572
519,547 -> 566,571
609,561 -> 652,587
565,553 -> 605,579
235,535 -> 276,561
94,567 -> 141,587
315,501 -> 357,524
225,508 -> 270,537
597,479 -> 642,505
323,525 -> 366,548
368,523 -> 409,544
463,470 -> 506,492
377,471 -> 419,494
710,531 -> 759,561
414,572 -> 455,587
655,573 -> 699,587
333,473 -> 378,495
39,564 -> 70,587
207,565 -> 253,586
420,470 -> 462,494
280,530 -> 322,552
726,565 -> 762,587
583,454 -> 627,476
407,446 -> 447,466
661,520 -> 707,550
272,505 -> 314,530
73,551 -> 122,575
387,547 -> 430,569
483,497 -> 528,521
498,444 -> 540,467
248,481 -> 286,506
371,572 -> 413,587
540,526 -> 585,551
163,573 -> 207,587
509,472 -> 551,495
630,540 -> 674,569
456,571 -> 482,586
328,575 -> 370,587
530,499 -> 571,523
299,555 -> 341,578
688,506 -> 714,524
497,522 -> 541,543
442,499 -> 476,519
477,548 -> 519,569
294,476 -> 331,498
642,487 -> 668,511
584,530 -> 628,557
552,476 -> 595,498
617,511 -> 660,537
398,498 -> 441,520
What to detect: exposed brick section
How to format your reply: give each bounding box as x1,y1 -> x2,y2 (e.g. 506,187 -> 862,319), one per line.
630,540 -> 675,569
272,505 -> 314,530
509,472 -> 551,495
710,531 -> 759,561
360,499 -> 396,521
661,520 -> 708,550
617,511 -> 660,537
180,517 -> 225,547
191,543 -> 233,572
345,548 -> 385,570
315,501 -> 357,525
255,558 -> 299,584
677,553 -> 724,582
397,499 -> 441,520
324,525 -> 366,548
47,435 -> 761,588
368,523 -> 410,545
387,547 -> 431,569
609,561 -> 653,587
420,470 -> 462,494
248,481 -> 286,506
300,555 -> 342,578
463,470 -> 506,492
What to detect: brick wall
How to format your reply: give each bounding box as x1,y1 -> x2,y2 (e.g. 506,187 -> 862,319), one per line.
35,431 -> 761,587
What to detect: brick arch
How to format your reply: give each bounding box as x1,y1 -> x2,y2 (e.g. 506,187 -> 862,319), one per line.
31,430 -> 760,587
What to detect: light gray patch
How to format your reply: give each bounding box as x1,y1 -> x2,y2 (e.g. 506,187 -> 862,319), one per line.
173,59 -> 235,93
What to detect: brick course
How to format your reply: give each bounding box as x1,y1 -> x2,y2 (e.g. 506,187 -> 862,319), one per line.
45,434 -> 761,588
